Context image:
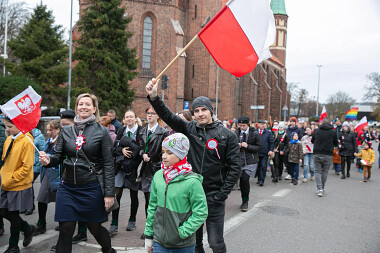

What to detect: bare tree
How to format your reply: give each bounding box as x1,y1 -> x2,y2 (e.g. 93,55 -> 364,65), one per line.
326,91 -> 355,119
0,1 -> 30,58
363,72 -> 380,102
295,88 -> 308,118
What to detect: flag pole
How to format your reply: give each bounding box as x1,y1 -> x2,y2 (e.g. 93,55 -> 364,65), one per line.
155,35 -> 199,80
24,133 -> 41,154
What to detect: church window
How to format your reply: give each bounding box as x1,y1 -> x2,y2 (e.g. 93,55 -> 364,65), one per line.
142,16 -> 153,69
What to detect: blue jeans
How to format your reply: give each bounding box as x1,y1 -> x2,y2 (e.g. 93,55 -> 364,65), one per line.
333,163 -> 340,172
288,162 -> 299,180
257,155 -> 269,183
196,199 -> 226,253
153,242 -> 195,253
303,153 -> 314,179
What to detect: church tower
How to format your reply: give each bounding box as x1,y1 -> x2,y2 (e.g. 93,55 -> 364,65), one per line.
270,0 -> 288,68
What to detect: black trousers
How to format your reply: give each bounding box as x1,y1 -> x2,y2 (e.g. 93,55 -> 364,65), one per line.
273,153 -> 285,179
239,171 -> 250,202
341,156 -> 351,176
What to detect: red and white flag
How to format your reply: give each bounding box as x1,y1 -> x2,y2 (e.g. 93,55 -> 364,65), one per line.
198,0 -> 276,78
319,106 -> 328,123
355,116 -> 368,135
0,86 -> 42,134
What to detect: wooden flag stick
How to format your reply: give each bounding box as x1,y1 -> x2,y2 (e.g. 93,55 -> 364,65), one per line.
155,34 -> 199,80
24,133 -> 41,154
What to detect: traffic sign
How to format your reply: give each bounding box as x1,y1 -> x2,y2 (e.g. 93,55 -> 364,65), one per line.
184,101 -> 190,110
251,105 -> 265,110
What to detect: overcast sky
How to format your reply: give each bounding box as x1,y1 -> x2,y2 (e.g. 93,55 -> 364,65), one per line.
19,0 -> 380,103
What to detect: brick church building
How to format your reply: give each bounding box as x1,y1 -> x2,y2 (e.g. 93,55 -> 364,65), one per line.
77,0 -> 290,122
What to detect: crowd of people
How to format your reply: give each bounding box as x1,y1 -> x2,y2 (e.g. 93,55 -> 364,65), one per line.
0,78 -> 378,253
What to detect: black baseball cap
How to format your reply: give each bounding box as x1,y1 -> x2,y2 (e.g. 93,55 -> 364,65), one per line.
59,110 -> 75,119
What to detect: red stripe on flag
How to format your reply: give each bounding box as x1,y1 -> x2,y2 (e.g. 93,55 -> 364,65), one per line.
198,6 -> 258,78
11,100 -> 41,134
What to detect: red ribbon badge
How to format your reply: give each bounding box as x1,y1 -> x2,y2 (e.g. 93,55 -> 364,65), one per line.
207,139 -> 220,159
75,135 -> 86,150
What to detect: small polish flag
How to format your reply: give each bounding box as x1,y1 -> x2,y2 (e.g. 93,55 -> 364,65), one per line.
0,86 -> 42,134
355,116 -> 368,135
360,159 -> 368,165
272,124 -> 279,132
319,106 -> 328,123
198,0 -> 276,78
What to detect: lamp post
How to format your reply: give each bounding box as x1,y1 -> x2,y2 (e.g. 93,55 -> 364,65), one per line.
67,0 -> 73,109
316,65 -> 323,116
3,0 -> 9,77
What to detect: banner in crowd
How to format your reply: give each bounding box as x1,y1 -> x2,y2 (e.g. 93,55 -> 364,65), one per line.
355,116 -> 368,135
345,107 -> 358,121
0,86 -> 42,134
198,0 -> 276,78
319,106 -> 328,123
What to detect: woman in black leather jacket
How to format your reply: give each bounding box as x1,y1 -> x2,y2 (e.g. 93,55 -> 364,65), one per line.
39,93 -> 116,253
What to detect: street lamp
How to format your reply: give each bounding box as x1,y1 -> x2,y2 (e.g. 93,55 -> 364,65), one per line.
3,0 -> 9,77
316,65 -> 323,116
67,0 -> 74,109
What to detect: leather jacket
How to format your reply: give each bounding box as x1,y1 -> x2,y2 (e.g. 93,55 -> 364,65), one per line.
235,127 -> 261,166
148,96 -> 241,202
49,122 -> 115,197
139,125 -> 168,180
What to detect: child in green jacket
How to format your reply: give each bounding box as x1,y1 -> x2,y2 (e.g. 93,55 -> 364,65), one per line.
144,133 -> 208,252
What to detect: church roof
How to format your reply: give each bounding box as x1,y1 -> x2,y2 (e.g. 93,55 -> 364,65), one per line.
270,0 -> 287,15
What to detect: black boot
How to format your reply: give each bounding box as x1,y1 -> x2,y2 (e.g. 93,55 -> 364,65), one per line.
341,167 -> 345,179
347,168 -> 350,178
4,246 -> 20,253
102,248 -> 117,253
23,225 -> 36,247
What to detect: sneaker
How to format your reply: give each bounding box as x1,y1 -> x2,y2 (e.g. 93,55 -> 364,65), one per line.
284,174 -> 292,180
292,179 -> 298,185
316,190 -> 324,197
0,226 -> 4,236
50,245 -> 56,252
360,169 -> 363,173
363,178 -> 367,182
23,225 -> 36,247
25,209 -> 34,215
72,233 -> 87,244
108,225 -> 118,237
4,246 -> 20,253
310,176 -> 315,181
258,181 -> 264,187
34,225 -> 46,236
126,221 -> 136,231
302,178 -> 308,183
240,202 -> 248,212
341,175 -> 346,179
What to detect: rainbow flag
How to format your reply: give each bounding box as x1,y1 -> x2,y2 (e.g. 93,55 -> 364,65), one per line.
345,107 -> 358,120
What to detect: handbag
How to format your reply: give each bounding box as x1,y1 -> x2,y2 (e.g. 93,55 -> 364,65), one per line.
71,126 -> 119,212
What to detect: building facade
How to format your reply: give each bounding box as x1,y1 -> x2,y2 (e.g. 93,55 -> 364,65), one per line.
76,0 -> 290,121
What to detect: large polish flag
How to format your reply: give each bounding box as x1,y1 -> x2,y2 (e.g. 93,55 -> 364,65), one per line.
319,106 -> 328,123
0,86 -> 42,134
198,0 -> 276,78
355,116 -> 368,135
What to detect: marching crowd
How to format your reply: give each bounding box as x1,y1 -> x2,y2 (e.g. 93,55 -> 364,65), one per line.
0,78 -> 378,253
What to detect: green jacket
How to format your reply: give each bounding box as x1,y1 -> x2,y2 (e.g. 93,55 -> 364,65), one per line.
144,170 -> 208,248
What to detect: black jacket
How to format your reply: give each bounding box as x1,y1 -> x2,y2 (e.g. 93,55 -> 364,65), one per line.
49,122 -> 115,197
311,123 -> 338,156
287,125 -> 303,139
273,131 -> 288,153
148,96 -> 241,201
235,127 -> 261,166
139,124 -> 168,180
114,126 -> 143,174
338,130 -> 357,157
258,129 -> 275,156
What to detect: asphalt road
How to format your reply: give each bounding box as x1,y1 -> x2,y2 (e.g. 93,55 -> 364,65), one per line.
1,142 -> 379,253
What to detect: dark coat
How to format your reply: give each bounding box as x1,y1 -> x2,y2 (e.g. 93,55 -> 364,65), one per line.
273,131 -> 288,153
287,125 -> 303,139
111,118 -> 123,134
286,141 -> 303,163
258,129 -> 275,157
235,127 -> 261,166
338,130 -> 357,157
114,126 -> 143,174
139,125 -> 168,180
49,122 -> 115,197
148,96 -> 241,202
0,120 -> 6,169
311,123 -> 338,156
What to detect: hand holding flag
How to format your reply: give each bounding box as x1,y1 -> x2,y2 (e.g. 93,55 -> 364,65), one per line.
146,78 -> 160,99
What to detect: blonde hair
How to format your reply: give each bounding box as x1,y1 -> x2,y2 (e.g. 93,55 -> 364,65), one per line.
75,93 -> 100,119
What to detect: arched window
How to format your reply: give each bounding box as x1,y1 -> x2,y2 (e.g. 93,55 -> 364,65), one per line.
142,16 -> 153,69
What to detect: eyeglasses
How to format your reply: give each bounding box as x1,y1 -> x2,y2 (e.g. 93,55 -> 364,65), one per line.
146,112 -> 156,115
